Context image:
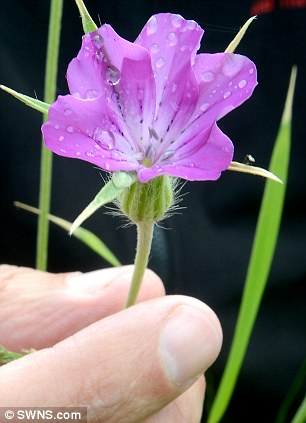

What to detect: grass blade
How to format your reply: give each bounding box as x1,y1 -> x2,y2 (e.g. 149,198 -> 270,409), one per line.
15,202 -> 121,268
208,66 -> 297,423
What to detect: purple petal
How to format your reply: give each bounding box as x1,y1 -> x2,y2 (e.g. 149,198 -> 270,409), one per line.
135,14 -> 203,138
137,124 -> 233,183
42,95 -> 139,172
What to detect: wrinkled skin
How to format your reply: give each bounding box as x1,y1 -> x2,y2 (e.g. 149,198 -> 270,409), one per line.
0,265 -> 222,422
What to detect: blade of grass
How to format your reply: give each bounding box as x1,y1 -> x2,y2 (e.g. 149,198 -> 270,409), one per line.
275,358 -> 306,423
208,66 -> 297,423
36,0 -> 63,270
290,396 -> 306,423
15,202 -> 121,267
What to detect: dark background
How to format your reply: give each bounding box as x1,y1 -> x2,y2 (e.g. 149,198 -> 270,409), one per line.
0,1 -> 305,421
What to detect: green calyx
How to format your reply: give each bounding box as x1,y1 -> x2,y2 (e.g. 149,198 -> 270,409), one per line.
119,175 -> 174,223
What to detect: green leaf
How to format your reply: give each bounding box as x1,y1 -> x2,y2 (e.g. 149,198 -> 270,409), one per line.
208,66 -> 297,423
290,396 -> 306,423
14,202 -> 121,267
0,345 -> 33,366
70,172 -> 137,235
74,0 -> 98,33
0,85 -> 50,114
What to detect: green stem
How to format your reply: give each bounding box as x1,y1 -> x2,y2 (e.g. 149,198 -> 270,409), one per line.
125,221 -> 155,308
36,0 -> 63,270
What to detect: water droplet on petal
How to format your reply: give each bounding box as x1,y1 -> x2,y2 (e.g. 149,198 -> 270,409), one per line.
238,79 -> 247,88
155,57 -> 165,68
91,34 -> 104,49
201,71 -> 215,82
86,150 -> 96,157
171,83 -> 178,93
58,135 -> 65,142
75,151 -> 82,156
106,65 -> 121,85
187,20 -> 197,30
160,150 -> 175,161
171,14 -> 183,28
86,89 -> 99,99
83,47 -> 91,57
93,127 -> 115,150
223,91 -> 231,99
60,148 -> 66,153
146,16 -> 158,35
66,126 -> 74,133
167,32 -> 178,46
222,55 -> 244,77
64,108 -> 72,116
150,43 -> 159,54
200,102 -> 210,112
249,68 -> 254,74
93,51 -> 104,64
54,124 -> 60,130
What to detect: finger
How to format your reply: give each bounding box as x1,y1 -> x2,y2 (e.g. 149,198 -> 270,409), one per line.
0,295 -> 222,423
143,376 -> 205,423
0,265 -> 164,350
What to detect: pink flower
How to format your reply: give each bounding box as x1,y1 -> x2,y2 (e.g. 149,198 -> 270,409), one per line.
42,13 -> 257,183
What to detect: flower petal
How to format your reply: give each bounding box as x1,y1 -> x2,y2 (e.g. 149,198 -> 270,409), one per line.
42,95 -> 139,172
135,14 -> 203,139
137,123 -> 233,182
190,52 -> 257,125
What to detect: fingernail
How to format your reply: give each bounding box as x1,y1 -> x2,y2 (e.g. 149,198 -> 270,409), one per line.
65,266 -> 133,293
160,305 -> 222,387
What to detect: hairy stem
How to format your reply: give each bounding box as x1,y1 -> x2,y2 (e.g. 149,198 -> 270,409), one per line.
125,221 -> 155,308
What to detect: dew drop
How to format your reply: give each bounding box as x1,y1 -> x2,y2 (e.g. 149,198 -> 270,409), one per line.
160,150 -> 175,161
238,79 -> 247,88
93,51 -> 103,64
249,68 -> 254,74
171,14 -> 183,28
83,47 -> 91,57
223,91 -> 231,99
171,83 -> 178,93
66,126 -> 74,133
167,32 -> 178,46
222,55 -> 244,77
187,20 -> 197,30
106,65 -> 121,86
86,89 -> 99,99
54,124 -> 60,130
200,102 -> 210,112
60,148 -> 66,153
93,127 -> 116,150
91,34 -> 104,49
86,149 -> 96,158
58,135 -> 64,142
201,71 -> 215,82
64,108 -> 72,116
146,16 -> 158,35
155,57 -> 165,68
150,43 -> 160,54
137,89 -> 144,101
75,151 -> 82,156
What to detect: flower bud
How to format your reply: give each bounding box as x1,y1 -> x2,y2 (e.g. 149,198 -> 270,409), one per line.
119,175 -> 174,223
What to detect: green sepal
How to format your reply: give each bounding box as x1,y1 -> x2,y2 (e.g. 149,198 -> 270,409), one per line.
74,0 -> 98,33
0,85 -> 50,114
0,345 -> 33,366
70,171 -> 137,235
119,175 -> 174,223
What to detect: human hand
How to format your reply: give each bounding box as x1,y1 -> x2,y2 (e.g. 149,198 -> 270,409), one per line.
0,265 -> 222,422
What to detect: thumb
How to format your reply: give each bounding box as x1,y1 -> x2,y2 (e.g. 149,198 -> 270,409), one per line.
0,296 -> 222,422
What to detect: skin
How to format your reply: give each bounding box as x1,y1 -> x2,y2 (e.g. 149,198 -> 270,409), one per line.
0,265 -> 222,422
